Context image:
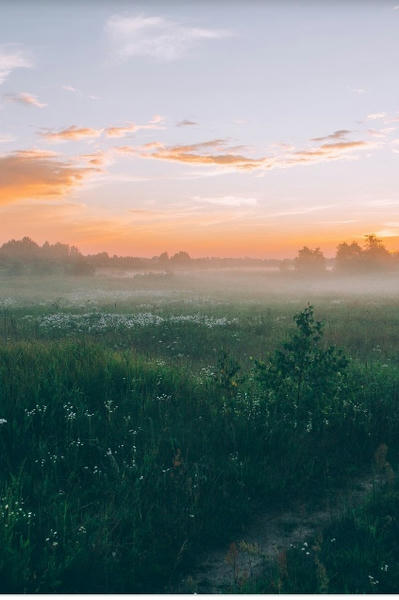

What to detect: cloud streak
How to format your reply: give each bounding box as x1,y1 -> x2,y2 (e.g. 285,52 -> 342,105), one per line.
41,126 -> 104,142
367,112 -> 386,120
62,85 -> 100,101
191,195 -> 257,207
41,116 -> 164,142
117,135 -> 378,173
5,92 -> 47,108
311,129 -> 351,142
0,46 -> 32,84
105,115 -> 164,138
106,14 -> 232,61
177,119 -> 198,127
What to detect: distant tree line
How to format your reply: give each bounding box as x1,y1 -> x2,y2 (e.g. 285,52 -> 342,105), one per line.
294,234 -> 397,274
0,234 -> 396,277
0,237 -> 94,276
0,237 -> 281,276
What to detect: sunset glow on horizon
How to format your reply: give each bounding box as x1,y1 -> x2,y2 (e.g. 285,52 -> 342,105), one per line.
1,1 -> 399,258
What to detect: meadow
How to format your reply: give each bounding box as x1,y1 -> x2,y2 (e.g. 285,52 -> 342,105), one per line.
1,269 -> 399,592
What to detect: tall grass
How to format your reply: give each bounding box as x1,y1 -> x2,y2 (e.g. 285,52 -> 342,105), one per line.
1,305 -> 399,591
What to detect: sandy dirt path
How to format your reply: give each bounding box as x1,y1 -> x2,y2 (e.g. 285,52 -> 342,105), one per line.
175,472 -> 384,593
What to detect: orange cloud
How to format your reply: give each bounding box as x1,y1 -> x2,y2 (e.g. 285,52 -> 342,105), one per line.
115,139 -> 267,170
290,140 -> 376,165
0,149 -> 99,204
116,135 -> 377,173
105,124 -> 141,138
105,115 -> 164,138
167,139 -> 227,152
12,148 -> 58,159
79,150 -> 114,167
5,92 -> 47,108
320,140 -> 370,152
41,126 -> 104,141
41,116 -> 164,142
151,149 -> 263,169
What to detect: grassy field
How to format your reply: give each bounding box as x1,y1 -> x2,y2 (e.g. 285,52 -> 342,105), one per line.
1,270 -> 399,592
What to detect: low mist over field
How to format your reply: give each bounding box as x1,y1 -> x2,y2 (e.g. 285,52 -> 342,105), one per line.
2,233 -> 399,308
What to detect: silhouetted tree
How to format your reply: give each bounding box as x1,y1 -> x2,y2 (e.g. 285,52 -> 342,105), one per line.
1,237 -> 40,258
294,246 -> 326,273
336,234 -> 392,272
158,251 -> 169,264
170,251 -> 191,264
363,233 -> 391,270
335,241 -> 363,272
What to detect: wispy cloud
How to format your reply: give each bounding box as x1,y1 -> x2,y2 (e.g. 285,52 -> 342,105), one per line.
311,129 -> 351,142
270,204 -> 336,218
367,127 -> 393,139
117,135 -> 378,173
40,126 -> 104,142
292,140 -> 376,160
12,148 -> 58,159
0,133 -> 15,143
41,116 -> 164,142
62,85 -> 77,93
0,149 -> 99,204
367,112 -> 386,120
105,14 -> 232,61
5,92 -> 47,108
0,45 -> 32,85
177,119 -> 198,127
129,139 -> 265,170
105,115 -> 164,138
375,228 -> 399,238
191,195 -> 257,207
79,150 -> 113,167
62,85 -> 100,101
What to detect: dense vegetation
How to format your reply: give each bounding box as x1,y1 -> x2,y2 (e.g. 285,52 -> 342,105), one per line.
1,281 -> 399,592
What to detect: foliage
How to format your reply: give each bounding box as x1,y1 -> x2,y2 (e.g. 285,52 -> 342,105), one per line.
255,305 -> 348,432
336,234 -> 392,272
294,247 -> 326,273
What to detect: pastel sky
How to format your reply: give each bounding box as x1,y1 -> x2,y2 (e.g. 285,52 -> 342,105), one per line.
1,1 -> 399,258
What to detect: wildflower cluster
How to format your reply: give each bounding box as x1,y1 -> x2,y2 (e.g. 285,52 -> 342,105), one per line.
23,311 -> 236,333
1,498 -> 35,524
25,404 -> 47,417
45,529 -> 59,548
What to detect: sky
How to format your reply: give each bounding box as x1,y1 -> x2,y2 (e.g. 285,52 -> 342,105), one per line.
0,0 -> 399,258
